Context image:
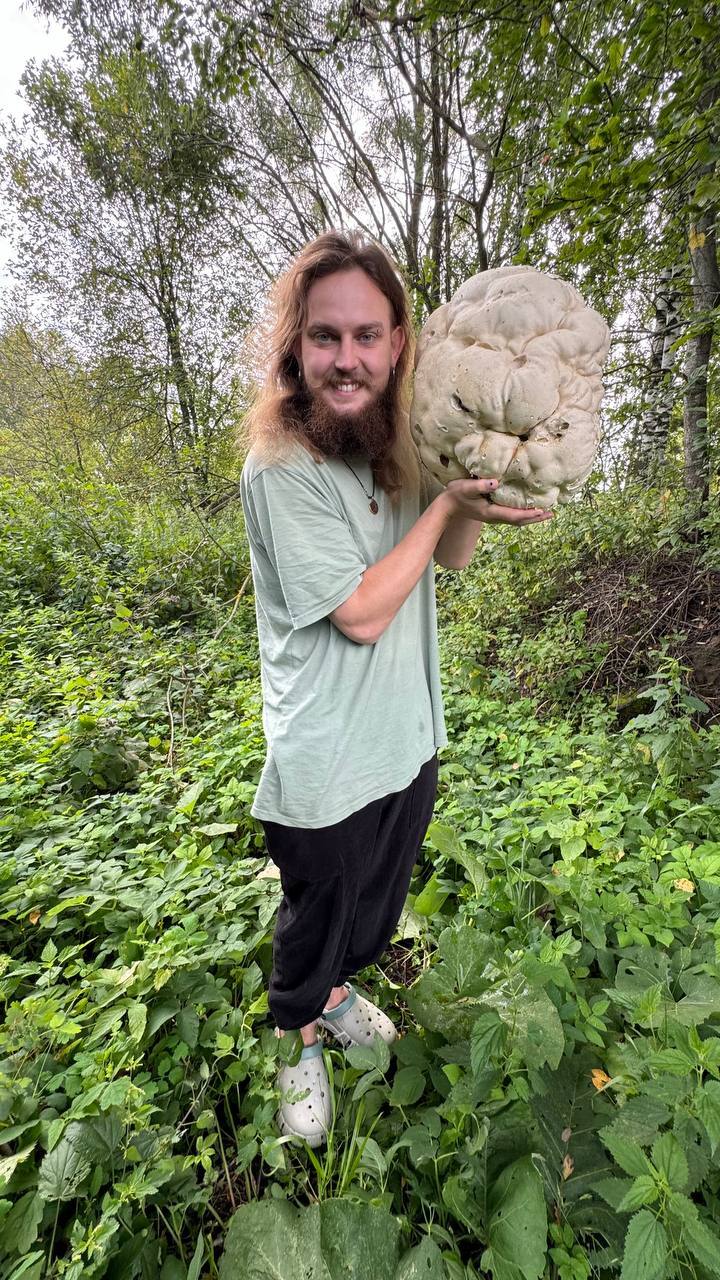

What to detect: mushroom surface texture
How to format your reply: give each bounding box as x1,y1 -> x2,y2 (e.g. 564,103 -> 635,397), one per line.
410,265 -> 611,509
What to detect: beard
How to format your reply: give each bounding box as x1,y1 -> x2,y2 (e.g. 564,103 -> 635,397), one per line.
296,379 -> 396,464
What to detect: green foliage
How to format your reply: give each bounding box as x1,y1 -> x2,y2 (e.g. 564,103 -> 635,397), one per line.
1,475 -> 720,1277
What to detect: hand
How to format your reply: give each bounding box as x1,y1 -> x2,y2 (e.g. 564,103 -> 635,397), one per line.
442,478 -> 554,526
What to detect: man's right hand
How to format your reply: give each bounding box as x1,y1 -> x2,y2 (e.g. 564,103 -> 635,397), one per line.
442,478 -> 554,526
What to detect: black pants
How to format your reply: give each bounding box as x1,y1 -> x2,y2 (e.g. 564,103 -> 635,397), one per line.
260,753 -> 439,1029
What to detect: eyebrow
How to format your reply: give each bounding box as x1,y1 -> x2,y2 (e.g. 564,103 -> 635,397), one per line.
306,322 -> 385,335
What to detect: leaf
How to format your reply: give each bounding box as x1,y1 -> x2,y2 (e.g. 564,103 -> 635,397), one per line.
617,1175 -> 658,1211
1,1191 -> 45,1255
601,1096 -> 670,1145
425,822 -> 461,856
470,1011 -> 507,1075
0,1145 -> 35,1190
219,1199 -> 402,1280
620,1211 -> 667,1280
651,1133 -> 688,1191
177,1007 -> 200,1049
37,1138 -> 91,1201
696,1080 -> 720,1155
66,1114 -> 122,1162
187,1233 -> 204,1280
601,1129 -> 654,1178
670,1196 -> 720,1275
481,1156 -> 547,1280
394,1236 -> 445,1279
177,779 -> 204,816
594,1176 -> 635,1210
389,1067 -> 425,1107
127,1002 -> 147,1042
413,873 -> 450,917
674,976 -> 720,1026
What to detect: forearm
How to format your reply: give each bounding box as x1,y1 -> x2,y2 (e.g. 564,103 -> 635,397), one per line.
330,494 -> 452,644
434,511 -> 484,569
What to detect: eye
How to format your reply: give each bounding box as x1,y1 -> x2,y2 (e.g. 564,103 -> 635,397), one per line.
313,332 -> 334,345
359,331 -> 379,343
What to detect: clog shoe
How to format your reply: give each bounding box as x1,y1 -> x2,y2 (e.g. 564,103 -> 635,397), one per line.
276,1039 -> 332,1147
318,982 -> 397,1049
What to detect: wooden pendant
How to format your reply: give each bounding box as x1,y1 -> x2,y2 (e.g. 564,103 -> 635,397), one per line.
369,499 -> 379,514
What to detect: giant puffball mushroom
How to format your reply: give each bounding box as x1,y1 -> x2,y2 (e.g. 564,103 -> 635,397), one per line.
410,266 -> 611,510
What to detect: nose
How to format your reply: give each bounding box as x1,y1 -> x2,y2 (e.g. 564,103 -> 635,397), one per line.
335,334 -> 358,372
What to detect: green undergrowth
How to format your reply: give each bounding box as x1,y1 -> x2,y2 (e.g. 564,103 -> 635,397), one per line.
1,477 -> 720,1279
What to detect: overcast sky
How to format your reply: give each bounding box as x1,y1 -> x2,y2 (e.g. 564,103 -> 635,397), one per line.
0,1 -> 69,288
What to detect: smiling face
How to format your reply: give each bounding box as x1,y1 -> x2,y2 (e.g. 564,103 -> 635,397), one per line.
295,267 -> 406,418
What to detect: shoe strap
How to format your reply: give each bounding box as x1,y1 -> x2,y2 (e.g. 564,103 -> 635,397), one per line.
322,983 -> 356,1021
300,1040 -> 323,1060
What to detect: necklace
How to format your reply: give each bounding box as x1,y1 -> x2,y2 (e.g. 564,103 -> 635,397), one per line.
342,458 -> 379,514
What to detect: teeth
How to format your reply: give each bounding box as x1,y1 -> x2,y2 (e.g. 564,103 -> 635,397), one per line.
334,382 -> 360,392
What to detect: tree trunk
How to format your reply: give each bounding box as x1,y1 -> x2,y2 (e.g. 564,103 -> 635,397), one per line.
634,265 -> 683,477
683,199 -> 719,507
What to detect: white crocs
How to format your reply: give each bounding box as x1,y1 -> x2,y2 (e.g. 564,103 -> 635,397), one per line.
318,982 -> 397,1049
276,1039 -> 332,1147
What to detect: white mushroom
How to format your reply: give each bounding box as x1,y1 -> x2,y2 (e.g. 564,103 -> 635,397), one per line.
411,266 -> 610,509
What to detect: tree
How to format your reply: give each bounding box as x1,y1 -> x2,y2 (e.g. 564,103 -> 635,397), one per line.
1,41 -> 250,495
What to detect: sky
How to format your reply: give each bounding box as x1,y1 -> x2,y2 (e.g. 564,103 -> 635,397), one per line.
0,0 -> 69,286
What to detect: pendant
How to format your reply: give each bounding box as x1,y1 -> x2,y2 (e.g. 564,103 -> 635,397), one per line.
369,499 -> 379,514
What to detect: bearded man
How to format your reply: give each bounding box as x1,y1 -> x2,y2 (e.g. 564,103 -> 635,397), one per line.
239,231 -> 551,1147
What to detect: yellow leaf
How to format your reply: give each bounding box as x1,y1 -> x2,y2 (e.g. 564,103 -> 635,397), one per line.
689,228 -> 706,252
562,1154 -> 575,1179
673,878 -> 694,894
28,909 -> 41,924
591,1068 -> 611,1090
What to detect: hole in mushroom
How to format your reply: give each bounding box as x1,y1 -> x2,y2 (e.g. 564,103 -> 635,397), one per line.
450,392 -> 473,414
439,454 -> 450,467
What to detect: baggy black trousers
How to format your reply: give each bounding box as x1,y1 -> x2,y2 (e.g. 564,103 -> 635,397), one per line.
260,752 -> 439,1030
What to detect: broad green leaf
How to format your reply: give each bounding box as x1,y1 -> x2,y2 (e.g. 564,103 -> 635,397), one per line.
651,1133 -> 688,1191
219,1199 -> 401,1280
395,1237 -> 445,1279
413,873 -> 450,917
425,822 -> 461,856
470,1011 -> 506,1075
389,1067 -> 425,1107
442,1176 -> 485,1236
0,1144 -> 35,1190
482,984 -> 564,1071
127,1002 -> 147,1042
696,1080 -> 720,1155
674,976 -> 720,1026
1,1191 -> 45,1255
594,1176 -> 635,1210
66,1114 -> 122,1162
620,1211 -> 666,1280
482,1156 -> 547,1280
601,1129 -> 654,1178
177,1007 -> 200,1049
177,779 -> 204,816
38,1138 -> 91,1201
601,1096 -> 670,1146
671,1197 -> 720,1275
617,1175 -> 658,1211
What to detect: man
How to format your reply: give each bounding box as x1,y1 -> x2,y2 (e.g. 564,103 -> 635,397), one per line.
239,230 -> 551,1147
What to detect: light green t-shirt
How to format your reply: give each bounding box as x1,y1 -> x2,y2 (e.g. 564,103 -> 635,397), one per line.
240,440 -> 448,828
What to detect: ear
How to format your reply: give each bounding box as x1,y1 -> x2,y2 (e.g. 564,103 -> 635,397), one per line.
390,325 -> 406,366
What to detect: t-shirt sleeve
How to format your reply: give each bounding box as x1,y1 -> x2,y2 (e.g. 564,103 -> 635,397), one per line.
244,464 -> 367,630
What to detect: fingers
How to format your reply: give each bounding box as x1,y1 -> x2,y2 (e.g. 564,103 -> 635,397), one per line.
448,477 -> 500,497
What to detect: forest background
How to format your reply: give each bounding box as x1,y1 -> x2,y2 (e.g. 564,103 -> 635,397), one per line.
1,2 -> 720,1279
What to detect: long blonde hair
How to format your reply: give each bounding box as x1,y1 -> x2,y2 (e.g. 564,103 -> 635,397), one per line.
240,230 -> 422,503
